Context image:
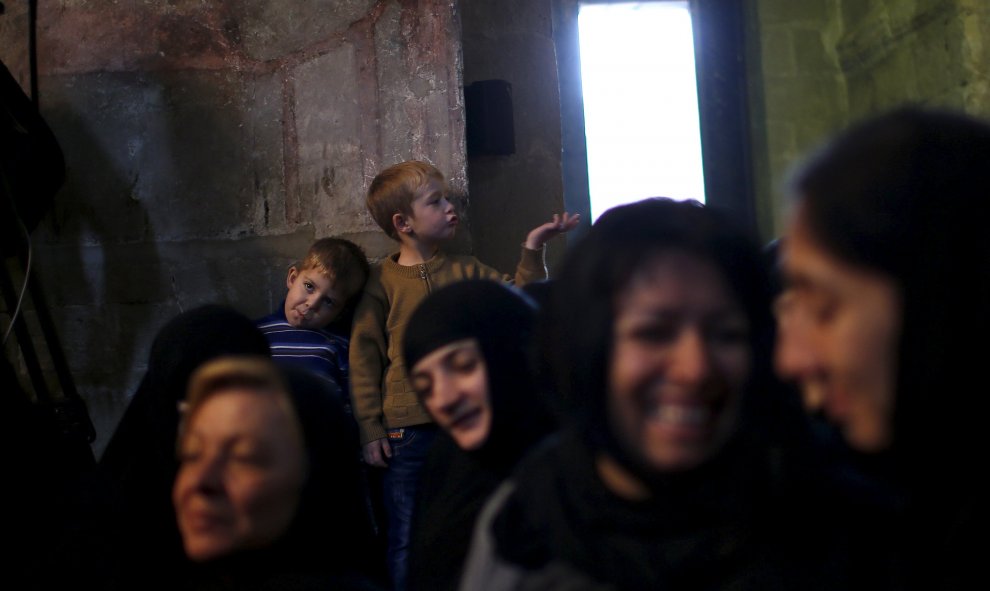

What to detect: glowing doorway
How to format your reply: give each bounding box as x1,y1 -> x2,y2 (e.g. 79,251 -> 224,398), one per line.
578,1 -> 706,221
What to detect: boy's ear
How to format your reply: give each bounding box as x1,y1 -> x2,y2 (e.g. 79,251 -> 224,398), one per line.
286,266 -> 299,289
392,212 -> 413,235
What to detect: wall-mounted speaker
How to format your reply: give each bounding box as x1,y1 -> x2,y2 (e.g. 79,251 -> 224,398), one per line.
465,79 -> 515,156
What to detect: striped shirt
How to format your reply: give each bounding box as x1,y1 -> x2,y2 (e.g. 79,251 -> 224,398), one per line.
256,307 -> 350,398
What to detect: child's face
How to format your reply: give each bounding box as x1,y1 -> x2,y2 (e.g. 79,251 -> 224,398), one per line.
283,266 -> 346,329
404,179 -> 459,244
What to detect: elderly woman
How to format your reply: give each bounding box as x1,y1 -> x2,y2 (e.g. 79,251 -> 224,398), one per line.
459,198 -> 844,590
100,305 -> 273,588
775,108 -> 989,590
173,356 -> 381,590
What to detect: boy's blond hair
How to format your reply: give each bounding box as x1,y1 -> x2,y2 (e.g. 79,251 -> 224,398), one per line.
298,237 -> 370,300
366,160 -> 446,240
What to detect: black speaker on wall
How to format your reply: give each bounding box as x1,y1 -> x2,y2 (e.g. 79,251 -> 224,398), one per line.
465,79 -> 515,156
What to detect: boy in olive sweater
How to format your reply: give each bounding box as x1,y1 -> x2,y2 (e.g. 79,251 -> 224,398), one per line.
349,160 -> 577,590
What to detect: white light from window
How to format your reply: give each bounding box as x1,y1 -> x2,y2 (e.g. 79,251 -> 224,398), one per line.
579,1 -> 705,221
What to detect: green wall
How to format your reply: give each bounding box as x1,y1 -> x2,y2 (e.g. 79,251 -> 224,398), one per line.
749,0 -> 990,239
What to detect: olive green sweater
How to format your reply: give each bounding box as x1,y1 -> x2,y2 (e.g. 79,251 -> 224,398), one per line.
349,247 -> 545,445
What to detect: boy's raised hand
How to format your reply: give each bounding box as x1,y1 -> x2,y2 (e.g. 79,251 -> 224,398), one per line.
524,212 -> 581,250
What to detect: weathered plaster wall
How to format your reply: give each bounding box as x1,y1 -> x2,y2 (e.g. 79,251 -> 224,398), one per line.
460,0 -> 568,274
749,0 -> 990,238
838,0 -> 990,119
0,0 -> 468,456
747,0 -> 847,239
14,0 -> 982,455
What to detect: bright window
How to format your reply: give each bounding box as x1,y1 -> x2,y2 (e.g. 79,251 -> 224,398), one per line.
578,1 -> 706,221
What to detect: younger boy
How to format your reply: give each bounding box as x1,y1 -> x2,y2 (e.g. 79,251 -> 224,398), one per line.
257,237 -> 370,399
349,160 -> 577,590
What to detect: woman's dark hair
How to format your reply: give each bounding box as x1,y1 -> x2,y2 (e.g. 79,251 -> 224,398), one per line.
788,107 -> 990,475
541,198 -> 777,460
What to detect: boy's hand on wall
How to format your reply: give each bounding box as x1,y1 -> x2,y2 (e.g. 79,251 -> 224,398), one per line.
524,212 -> 581,250
363,438 -> 392,467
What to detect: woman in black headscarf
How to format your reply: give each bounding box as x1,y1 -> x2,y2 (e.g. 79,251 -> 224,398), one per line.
100,305 -> 271,587
401,280 -> 557,591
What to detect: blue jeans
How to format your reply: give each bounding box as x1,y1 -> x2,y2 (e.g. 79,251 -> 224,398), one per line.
383,425 -> 437,591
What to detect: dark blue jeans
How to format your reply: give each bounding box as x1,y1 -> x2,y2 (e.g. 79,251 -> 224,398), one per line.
383,425 -> 437,591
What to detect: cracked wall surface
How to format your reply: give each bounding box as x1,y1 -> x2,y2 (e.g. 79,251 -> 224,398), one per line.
0,0 -> 467,456
749,0 -> 990,239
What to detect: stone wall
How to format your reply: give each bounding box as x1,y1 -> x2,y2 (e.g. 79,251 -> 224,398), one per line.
14,0 -> 985,456
0,0 -> 468,456
749,0 -> 990,238
748,0 -> 847,238
838,0 -> 990,119
460,0 -> 569,274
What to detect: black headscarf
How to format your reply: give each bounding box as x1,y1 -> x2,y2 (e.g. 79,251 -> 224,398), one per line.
102,305 -> 272,479
402,281 -> 557,591
277,366 -> 378,576
403,280 -> 555,473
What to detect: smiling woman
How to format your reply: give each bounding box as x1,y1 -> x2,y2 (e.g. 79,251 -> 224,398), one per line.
174,359 -> 306,563
459,198 -> 853,590
777,108 -> 990,589
606,250 -> 751,475
408,338 -> 492,451
173,356 -> 381,588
